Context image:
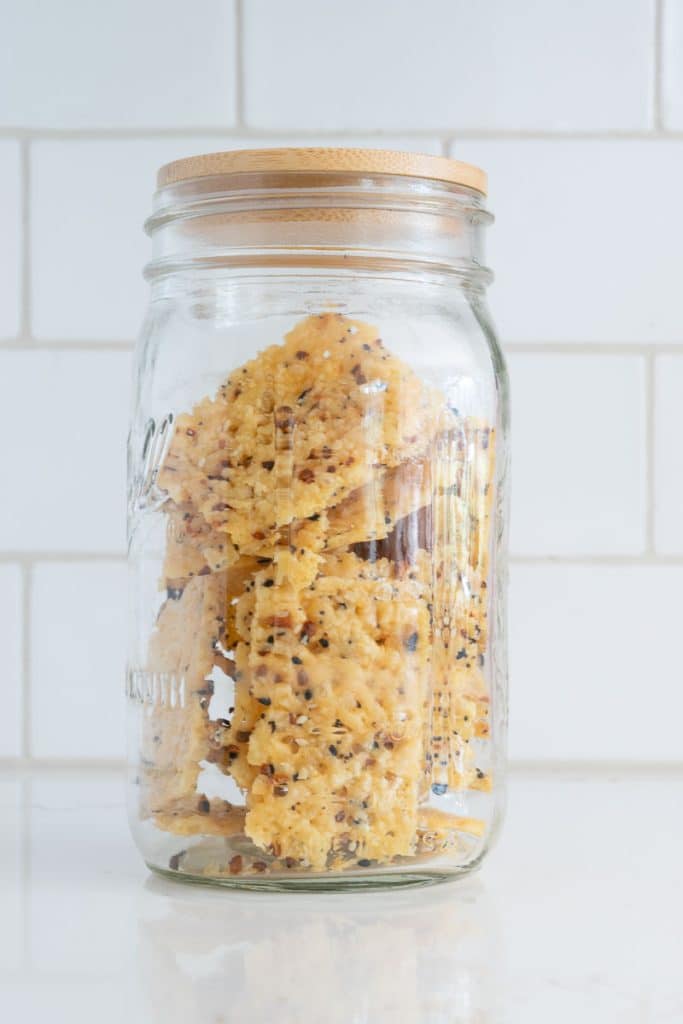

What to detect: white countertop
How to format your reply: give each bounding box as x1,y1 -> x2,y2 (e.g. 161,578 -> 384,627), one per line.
1,768 -> 681,1023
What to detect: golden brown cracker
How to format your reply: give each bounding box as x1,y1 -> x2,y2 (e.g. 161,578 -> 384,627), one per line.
238,555 -> 431,867
163,502 -> 240,583
140,573 -> 227,816
157,314 -> 444,552
154,803 -> 245,838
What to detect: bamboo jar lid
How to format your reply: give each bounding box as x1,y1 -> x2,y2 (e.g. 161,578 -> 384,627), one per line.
157,147 -> 487,195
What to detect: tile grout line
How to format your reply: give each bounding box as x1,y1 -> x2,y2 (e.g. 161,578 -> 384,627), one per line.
509,553 -> 683,566
504,342 -> 683,355
234,0 -> 245,128
0,339 -> 135,352
508,759 -> 683,776
1,551 -> 682,567
1,756 -> 682,775
645,351 -> 656,553
3,340 -> 683,356
654,0 -> 664,131
1,127 -> 683,142
19,139 -> 31,343
20,563 -> 32,759
0,757 -> 126,772
0,552 -> 126,564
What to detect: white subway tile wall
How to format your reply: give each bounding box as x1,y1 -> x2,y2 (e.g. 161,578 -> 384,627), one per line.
508,354 -> 647,556
30,564 -> 127,759
662,0 -> 683,129
449,139 -> 683,344
654,356 -> 683,553
2,1 -> 680,764
31,138 -> 232,341
509,564 -> 683,761
0,141 -> 21,339
1,0 -> 237,129
0,352 -> 130,552
243,0 -> 655,132
0,566 -> 22,757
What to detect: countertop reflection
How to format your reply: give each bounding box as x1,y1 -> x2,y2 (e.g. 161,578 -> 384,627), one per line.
1,769 -> 682,1023
138,875 -> 498,1023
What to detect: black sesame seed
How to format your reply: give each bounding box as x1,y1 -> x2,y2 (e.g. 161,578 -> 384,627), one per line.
358,859 -> 371,867
168,851 -> 186,871
320,638 -> 329,648
292,656 -> 302,665
404,632 -> 419,652
329,744 -> 338,757
263,579 -> 275,588
304,689 -> 313,700
257,697 -> 272,706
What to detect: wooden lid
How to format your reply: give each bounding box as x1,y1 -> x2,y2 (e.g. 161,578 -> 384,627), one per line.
157,147 -> 487,195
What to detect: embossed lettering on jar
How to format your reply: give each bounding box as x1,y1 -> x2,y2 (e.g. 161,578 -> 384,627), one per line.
127,148 -> 509,890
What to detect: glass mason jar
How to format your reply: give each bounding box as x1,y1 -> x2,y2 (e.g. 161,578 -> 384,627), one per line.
127,148 -> 509,890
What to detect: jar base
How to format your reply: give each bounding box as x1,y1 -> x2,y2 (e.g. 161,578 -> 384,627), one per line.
146,857 -> 482,893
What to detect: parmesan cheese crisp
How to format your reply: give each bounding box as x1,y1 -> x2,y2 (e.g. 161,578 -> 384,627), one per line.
140,313 -> 494,873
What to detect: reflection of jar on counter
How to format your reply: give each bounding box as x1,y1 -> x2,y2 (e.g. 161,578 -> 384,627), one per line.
127,148 -> 509,889
138,878 -> 501,1023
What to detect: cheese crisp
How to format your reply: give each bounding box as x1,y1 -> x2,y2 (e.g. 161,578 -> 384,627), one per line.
139,313 -> 495,873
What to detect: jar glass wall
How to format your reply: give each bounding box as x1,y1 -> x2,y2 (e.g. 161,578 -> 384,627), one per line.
127,150 -> 509,890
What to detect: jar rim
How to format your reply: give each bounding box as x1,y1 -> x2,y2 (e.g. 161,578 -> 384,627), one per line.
156,147 -> 487,196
